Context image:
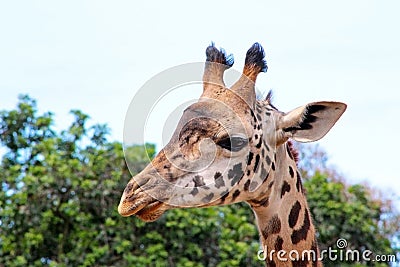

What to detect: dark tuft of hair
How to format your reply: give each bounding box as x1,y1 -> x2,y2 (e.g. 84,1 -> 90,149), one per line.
205,42 -> 234,68
265,90 -> 273,103
264,90 -> 278,110
245,42 -> 268,73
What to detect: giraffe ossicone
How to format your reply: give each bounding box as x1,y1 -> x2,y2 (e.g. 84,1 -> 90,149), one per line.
118,42 -> 346,266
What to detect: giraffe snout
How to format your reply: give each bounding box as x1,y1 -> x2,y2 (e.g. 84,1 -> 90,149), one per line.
117,175 -> 168,220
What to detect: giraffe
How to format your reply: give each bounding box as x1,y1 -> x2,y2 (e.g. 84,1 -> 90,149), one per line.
118,43 -> 346,266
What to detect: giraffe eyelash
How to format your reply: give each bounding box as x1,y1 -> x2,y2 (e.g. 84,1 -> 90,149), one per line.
216,136 -> 248,152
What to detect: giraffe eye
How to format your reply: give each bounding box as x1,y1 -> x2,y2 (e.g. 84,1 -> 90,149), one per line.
216,136 -> 248,152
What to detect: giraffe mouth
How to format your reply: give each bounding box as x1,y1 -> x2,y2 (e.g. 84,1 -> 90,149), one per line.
118,190 -> 167,222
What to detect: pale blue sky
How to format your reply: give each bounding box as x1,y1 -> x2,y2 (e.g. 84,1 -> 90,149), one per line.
1,1 -> 399,202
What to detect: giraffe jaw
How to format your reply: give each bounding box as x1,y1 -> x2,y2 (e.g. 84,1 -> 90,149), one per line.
134,201 -> 166,222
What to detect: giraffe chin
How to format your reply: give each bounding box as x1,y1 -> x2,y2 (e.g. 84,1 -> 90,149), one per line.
135,201 -> 166,222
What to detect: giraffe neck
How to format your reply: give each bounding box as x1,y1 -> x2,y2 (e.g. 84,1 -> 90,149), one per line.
249,144 -> 322,267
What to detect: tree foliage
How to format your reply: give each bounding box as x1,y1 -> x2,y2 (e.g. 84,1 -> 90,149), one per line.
0,96 -> 398,266
304,174 -> 398,266
297,143 -> 400,266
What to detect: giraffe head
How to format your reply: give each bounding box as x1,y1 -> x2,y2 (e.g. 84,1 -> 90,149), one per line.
118,43 -> 346,223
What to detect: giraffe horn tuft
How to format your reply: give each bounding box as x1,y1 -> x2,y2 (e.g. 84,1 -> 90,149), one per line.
243,42 -> 268,81
202,43 -> 233,96
229,42 -> 268,108
205,43 -> 234,68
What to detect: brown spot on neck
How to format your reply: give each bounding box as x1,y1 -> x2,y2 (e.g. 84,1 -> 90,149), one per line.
262,214 -> 281,239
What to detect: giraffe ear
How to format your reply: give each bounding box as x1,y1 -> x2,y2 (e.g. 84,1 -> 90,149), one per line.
278,101 -> 347,143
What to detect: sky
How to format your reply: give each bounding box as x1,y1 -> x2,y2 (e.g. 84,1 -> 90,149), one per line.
0,1 -> 399,203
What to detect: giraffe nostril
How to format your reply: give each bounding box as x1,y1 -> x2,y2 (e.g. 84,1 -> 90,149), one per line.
137,176 -> 151,187
124,176 -> 152,195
